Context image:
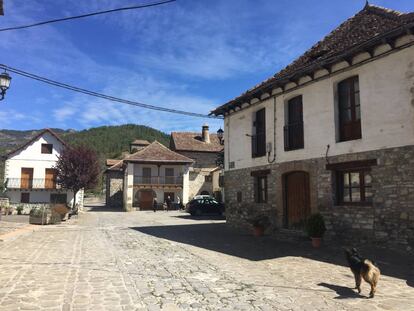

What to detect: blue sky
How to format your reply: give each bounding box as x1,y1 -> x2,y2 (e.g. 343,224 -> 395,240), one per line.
1,0 -> 413,134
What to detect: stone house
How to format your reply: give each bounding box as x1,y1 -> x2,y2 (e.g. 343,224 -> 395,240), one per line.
3,129 -> 84,211
106,141 -> 194,211
170,124 -> 224,201
210,4 -> 414,246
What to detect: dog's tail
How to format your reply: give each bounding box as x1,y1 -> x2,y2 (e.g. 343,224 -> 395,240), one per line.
362,259 -> 381,283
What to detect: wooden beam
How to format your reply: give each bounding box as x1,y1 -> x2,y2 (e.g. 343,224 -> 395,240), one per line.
326,159 -> 377,171
342,56 -> 353,66
382,37 -> 396,49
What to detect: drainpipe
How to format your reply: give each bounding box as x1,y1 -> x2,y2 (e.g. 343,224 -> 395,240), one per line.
268,96 -> 277,163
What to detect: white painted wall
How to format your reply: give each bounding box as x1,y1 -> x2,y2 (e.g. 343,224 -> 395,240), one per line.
224,40 -> 414,171
4,132 -> 84,207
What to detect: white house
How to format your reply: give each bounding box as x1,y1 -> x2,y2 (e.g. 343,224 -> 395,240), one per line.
210,4 -> 414,246
106,141 -> 194,211
3,129 -> 83,208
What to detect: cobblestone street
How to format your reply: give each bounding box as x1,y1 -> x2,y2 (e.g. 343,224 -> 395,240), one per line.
0,205 -> 413,311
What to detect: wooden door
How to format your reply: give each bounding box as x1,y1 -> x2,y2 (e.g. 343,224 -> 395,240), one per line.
284,171 -> 310,229
139,190 -> 154,210
21,168 -> 33,189
45,169 -> 57,189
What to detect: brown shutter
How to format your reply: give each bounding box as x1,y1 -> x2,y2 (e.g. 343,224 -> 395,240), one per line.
252,108 -> 266,157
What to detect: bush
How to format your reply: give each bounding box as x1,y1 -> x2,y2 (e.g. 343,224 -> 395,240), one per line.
16,205 -> 24,215
305,213 -> 326,238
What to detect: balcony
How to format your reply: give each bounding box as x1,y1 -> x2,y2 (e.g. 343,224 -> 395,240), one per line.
284,122 -> 304,151
133,176 -> 183,187
5,178 -> 61,190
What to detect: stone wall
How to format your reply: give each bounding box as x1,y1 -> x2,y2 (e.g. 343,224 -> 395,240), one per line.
105,171 -> 124,208
188,170 -> 213,200
224,145 -> 414,247
177,151 -> 218,168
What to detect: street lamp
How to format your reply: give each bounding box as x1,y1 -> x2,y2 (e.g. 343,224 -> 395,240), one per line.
217,128 -> 224,145
0,71 -> 11,101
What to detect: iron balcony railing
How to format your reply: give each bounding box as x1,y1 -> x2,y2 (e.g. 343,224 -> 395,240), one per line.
284,122 -> 304,151
133,176 -> 183,186
5,178 -> 61,190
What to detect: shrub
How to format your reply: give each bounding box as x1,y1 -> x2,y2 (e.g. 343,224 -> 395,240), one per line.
16,205 -> 24,215
305,213 -> 326,238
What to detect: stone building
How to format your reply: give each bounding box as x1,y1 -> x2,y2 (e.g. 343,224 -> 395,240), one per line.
210,4 -> 414,247
170,125 -> 224,201
106,141 -> 193,211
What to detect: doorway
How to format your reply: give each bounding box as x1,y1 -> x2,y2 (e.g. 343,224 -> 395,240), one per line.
283,171 -> 310,229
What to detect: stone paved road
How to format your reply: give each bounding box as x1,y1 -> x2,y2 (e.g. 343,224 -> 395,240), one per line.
0,205 -> 413,311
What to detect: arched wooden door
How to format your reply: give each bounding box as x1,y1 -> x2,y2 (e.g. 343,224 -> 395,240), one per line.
284,171 -> 310,229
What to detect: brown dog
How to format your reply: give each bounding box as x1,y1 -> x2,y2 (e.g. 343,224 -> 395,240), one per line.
345,248 -> 381,298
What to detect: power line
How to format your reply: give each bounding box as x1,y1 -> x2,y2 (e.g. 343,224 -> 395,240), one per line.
0,64 -> 222,119
0,0 -> 176,32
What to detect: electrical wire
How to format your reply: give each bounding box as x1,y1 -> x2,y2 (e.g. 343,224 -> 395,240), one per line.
0,0 -> 176,32
0,64 -> 222,119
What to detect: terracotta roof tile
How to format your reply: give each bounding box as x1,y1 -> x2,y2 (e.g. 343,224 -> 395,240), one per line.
170,132 -> 223,152
131,139 -> 150,145
211,4 -> 414,115
124,141 -> 194,164
106,159 -> 120,167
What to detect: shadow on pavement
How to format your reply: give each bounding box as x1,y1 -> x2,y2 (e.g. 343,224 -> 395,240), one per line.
173,214 -> 226,221
84,204 -> 124,213
318,282 -> 364,299
130,222 -> 414,287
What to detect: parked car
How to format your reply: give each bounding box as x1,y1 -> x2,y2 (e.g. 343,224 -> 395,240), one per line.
185,197 -> 224,216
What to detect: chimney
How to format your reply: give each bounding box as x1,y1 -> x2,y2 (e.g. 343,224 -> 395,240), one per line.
202,124 -> 210,143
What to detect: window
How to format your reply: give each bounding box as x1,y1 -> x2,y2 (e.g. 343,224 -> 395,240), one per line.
236,191 -> 242,203
41,143 -> 53,154
205,175 -> 212,182
229,161 -> 235,169
338,76 -> 361,141
50,193 -> 67,204
252,108 -> 266,158
21,193 -> 30,203
165,168 -> 174,184
284,95 -> 304,151
254,176 -> 267,203
337,170 -> 372,205
142,167 -> 151,184
218,175 -> 224,187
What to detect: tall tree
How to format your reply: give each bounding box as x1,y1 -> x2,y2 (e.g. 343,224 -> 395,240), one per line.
54,145 -> 100,210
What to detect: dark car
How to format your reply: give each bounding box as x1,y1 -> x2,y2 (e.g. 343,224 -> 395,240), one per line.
185,197 -> 224,216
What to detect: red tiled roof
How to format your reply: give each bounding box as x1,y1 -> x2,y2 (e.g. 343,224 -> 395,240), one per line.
170,132 -> 223,153
124,141 -> 194,164
106,159 -> 120,167
131,139 -> 150,145
211,4 -> 414,115
5,129 -> 67,158
106,160 -> 124,172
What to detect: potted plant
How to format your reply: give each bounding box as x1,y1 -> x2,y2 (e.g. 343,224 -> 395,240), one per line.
16,205 -> 24,215
305,213 -> 326,248
250,215 -> 270,237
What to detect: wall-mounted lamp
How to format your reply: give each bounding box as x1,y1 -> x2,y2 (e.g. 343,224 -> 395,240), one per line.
217,128 -> 224,145
0,71 -> 12,101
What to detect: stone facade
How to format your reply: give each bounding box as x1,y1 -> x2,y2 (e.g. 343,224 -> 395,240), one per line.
105,171 -> 124,208
225,145 -> 414,247
188,169 -> 213,199
177,151 -> 218,168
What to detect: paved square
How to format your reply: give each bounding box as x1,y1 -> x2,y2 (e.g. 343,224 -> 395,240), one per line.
0,205 -> 413,310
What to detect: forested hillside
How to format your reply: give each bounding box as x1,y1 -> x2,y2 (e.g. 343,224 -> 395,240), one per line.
0,124 -> 170,191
